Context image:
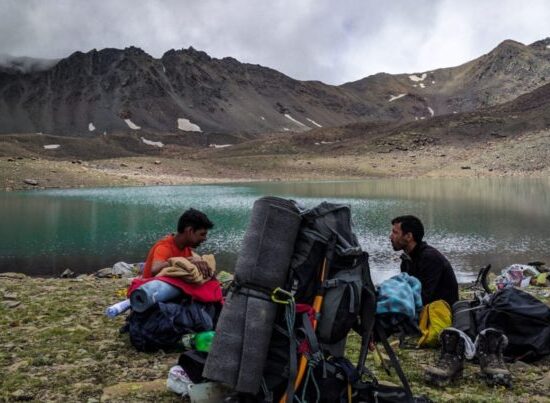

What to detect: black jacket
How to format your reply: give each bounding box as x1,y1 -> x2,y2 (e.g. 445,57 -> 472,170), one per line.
400,242 -> 458,307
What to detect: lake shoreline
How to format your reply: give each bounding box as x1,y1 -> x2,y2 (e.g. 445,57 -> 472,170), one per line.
2,130 -> 549,191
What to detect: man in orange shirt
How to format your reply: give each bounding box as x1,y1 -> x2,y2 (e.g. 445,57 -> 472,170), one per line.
143,208 -> 214,279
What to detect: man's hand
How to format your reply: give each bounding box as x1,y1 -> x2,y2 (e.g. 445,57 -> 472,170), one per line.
189,256 -> 213,279
151,260 -> 170,277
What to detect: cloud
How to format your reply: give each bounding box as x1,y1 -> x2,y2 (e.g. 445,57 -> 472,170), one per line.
0,0 -> 549,84
0,54 -> 60,73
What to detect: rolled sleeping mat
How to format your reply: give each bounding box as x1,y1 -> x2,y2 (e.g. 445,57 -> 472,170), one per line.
129,279 -> 183,313
203,197 -> 301,394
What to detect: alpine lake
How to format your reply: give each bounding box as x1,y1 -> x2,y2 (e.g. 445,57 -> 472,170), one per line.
1,177 -> 549,283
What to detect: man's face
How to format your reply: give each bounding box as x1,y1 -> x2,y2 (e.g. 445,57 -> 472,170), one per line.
390,222 -> 411,251
186,227 -> 208,248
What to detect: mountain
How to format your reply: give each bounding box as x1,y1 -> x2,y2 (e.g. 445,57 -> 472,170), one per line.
342,39 -> 550,119
1,38 -> 550,136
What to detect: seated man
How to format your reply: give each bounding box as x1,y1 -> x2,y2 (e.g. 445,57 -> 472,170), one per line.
389,216 -> 511,387
143,208 -> 214,279
128,207 -> 222,308
390,215 -> 458,307
125,208 -> 222,352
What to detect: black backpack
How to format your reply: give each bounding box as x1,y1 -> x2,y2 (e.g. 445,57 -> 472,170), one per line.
475,287 -> 550,362
260,203 -> 377,402
125,301 -> 218,352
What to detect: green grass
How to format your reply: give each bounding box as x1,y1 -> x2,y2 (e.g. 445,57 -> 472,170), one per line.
1,276 -> 549,402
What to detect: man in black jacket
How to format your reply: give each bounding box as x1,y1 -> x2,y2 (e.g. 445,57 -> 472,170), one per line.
390,215 -> 458,307
391,216 -> 511,387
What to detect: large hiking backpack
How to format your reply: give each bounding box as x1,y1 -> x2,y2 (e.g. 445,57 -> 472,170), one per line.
289,202 -> 376,344
260,202 -> 377,402
475,287 -> 550,362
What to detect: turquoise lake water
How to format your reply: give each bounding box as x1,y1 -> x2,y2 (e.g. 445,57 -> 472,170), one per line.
1,177 -> 549,284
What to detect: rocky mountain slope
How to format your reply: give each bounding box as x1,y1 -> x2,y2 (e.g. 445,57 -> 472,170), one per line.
342,39 -> 550,120
1,38 -> 549,137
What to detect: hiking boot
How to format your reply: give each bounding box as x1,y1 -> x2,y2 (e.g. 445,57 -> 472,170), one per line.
424,329 -> 465,386
477,329 -> 512,388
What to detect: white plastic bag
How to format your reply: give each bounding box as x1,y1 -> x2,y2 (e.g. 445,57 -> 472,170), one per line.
166,365 -> 193,396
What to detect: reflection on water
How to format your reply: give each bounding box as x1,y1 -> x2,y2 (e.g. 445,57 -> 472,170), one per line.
0,177 -> 548,283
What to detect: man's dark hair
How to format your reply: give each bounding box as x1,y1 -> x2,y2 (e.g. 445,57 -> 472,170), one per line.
177,208 -> 214,233
391,215 -> 424,243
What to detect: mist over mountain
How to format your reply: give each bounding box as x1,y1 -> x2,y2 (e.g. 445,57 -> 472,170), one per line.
1,38 -> 550,136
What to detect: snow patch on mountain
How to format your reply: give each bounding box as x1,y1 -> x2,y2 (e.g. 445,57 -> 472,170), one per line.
428,107 -> 434,116
409,73 -> 427,82
177,118 -> 202,132
209,144 -> 232,148
125,119 -> 141,130
306,118 -> 322,127
43,144 -> 60,150
389,93 -> 407,102
285,114 -> 309,128
88,123 -> 96,132
141,137 -> 163,147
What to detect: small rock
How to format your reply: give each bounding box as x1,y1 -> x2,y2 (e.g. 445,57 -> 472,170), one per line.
0,272 -> 27,279
154,160 -> 161,165
7,158 -> 15,162
3,292 -> 18,300
101,380 -> 166,400
8,360 -> 30,372
539,370 -> 550,388
120,163 -> 128,167
511,360 -> 533,370
11,389 -> 33,401
460,166 -> 471,170
137,165 -> 143,169
23,179 -> 38,186
60,268 -> 75,278
2,300 -> 21,308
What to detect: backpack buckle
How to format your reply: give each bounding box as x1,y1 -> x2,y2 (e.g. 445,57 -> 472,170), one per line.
271,287 -> 294,305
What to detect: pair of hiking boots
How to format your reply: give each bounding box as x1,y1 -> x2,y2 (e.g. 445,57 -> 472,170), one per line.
424,328 -> 512,388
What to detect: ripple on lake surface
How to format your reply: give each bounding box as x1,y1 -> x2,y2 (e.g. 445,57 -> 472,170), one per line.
1,177 -> 549,282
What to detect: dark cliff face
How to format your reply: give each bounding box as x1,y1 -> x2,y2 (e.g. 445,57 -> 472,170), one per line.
1,39 -> 550,136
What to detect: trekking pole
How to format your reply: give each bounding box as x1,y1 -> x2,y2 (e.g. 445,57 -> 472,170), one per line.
279,237 -> 335,403
279,257 -> 328,403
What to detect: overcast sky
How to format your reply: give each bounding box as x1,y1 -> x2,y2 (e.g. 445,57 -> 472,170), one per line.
1,0 -> 549,84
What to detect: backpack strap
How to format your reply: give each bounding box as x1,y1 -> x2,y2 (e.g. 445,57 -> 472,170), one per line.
374,323 -> 414,401
229,278 -> 275,302
321,279 -> 358,314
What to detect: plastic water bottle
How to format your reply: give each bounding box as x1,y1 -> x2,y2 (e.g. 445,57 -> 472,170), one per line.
105,299 -> 131,318
181,331 -> 215,352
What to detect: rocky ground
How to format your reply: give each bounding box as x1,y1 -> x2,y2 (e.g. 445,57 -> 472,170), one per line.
1,272 -> 549,402
1,128 -> 549,191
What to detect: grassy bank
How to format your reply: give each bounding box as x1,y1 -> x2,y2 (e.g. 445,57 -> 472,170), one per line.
1,273 -> 549,402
